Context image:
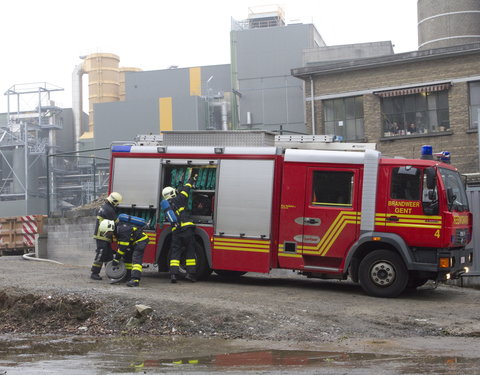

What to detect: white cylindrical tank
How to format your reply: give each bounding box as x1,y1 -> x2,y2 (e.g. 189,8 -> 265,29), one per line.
418,0 -> 480,50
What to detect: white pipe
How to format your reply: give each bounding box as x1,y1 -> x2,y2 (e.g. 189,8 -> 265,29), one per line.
221,101 -> 228,130
72,63 -> 84,152
22,252 -> 63,265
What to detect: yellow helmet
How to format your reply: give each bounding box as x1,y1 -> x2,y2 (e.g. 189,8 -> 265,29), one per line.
162,186 -> 177,199
107,192 -> 123,206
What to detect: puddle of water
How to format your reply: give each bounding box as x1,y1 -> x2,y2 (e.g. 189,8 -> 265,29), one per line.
0,335 -> 478,374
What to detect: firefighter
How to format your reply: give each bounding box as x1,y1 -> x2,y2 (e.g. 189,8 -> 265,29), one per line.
162,172 -> 198,283
90,192 -> 122,280
112,220 -> 149,287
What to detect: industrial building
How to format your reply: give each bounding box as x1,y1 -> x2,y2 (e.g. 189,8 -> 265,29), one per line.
291,0 -> 480,175
2,1 -> 480,217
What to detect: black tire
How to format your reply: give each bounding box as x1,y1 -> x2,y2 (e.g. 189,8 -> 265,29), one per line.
165,237 -> 212,280
358,250 -> 408,298
214,269 -> 247,279
194,239 -> 212,280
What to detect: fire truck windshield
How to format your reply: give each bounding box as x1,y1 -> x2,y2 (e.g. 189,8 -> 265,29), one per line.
439,168 -> 469,212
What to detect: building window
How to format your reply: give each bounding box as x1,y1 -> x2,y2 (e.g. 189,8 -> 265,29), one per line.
312,171 -> 353,206
469,81 -> 480,130
323,96 -> 364,141
381,91 -> 449,137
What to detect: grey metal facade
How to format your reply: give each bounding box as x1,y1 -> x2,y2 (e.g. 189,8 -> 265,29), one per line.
232,23 -> 324,134
93,64 -> 231,154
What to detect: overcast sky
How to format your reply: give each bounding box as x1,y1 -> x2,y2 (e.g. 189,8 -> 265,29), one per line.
0,0 -> 418,113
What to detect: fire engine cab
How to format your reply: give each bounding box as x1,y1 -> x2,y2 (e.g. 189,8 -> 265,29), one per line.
109,131 -> 472,297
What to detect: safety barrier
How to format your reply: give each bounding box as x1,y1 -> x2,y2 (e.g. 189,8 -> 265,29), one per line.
0,215 -> 47,255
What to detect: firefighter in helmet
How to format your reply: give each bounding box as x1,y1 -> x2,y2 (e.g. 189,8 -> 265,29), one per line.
90,192 -> 122,280
162,172 -> 198,283
112,221 -> 149,287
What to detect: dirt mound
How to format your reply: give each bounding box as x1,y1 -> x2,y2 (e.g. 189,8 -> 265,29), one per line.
0,290 -> 99,335
0,289 -> 265,339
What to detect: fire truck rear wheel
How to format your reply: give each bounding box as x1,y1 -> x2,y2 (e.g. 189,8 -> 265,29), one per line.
193,238 -> 212,281
358,250 -> 408,298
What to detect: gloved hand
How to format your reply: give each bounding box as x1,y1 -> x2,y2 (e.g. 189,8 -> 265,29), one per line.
112,253 -> 123,266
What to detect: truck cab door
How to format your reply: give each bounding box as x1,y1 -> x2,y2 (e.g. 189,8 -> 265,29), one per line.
300,167 -> 361,271
383,166 -> 442,247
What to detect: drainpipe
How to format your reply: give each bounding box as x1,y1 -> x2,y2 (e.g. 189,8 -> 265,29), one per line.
310,75 -> 316,135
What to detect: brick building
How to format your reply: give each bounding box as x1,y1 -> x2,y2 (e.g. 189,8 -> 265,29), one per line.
292,42 -> 480,175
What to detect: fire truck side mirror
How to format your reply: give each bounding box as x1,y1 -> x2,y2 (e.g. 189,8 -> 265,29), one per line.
425,167 -> 436,190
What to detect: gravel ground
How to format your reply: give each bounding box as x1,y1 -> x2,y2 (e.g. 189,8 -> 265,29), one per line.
1,255 -> 480,357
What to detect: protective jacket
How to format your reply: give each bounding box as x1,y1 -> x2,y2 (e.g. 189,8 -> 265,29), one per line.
93,201 -> 118,242
169,178 -> 195,232
168,177 -> 197,277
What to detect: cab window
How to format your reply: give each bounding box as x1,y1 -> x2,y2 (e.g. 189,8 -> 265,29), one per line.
390,167 -> 421,200
312,171 -> 353,206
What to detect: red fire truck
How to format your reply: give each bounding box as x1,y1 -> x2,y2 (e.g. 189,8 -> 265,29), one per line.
109,131 -> 472,297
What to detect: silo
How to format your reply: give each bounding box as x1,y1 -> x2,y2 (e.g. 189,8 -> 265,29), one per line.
119,67 -> 142,101
418,0 -> 480,50
83,53 -> 120,133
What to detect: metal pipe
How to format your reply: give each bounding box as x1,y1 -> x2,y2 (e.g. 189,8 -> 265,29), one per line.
72,63 -> 84,152
310,75 -> 316,135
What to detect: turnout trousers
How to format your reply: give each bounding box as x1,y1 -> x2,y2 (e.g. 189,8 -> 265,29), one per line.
169,227 -> 197,276
91,239 -> 113,275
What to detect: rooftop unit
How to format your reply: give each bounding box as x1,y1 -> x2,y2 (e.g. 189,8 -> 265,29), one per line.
248,5 -> 285,28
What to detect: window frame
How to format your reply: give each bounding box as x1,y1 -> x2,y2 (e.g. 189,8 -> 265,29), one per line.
323,96 -> 364,141
381,91 -> 450,138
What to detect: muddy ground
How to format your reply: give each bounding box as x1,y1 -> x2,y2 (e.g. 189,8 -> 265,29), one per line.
1,256 -> 480,358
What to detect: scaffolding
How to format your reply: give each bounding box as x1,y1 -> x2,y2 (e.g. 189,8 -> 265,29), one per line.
0,83 -> 63,209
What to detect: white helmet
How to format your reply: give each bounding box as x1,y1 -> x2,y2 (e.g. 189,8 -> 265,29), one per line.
107,192 -> 123,206
99,219 -> 115,234
162,186 -> 177,199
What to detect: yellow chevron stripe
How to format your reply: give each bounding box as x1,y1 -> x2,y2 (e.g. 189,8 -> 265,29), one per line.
376,213 -> 442,220
214,241 -> 269,249
214,238 -> 270,245
385,223 -> 442,229
376,218 -> 442,225
301,211 -> 359,256
214,245 -> 269,253
278,252 -> 302,258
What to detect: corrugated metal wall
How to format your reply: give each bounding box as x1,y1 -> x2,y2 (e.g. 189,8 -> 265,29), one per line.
466,187 -> 480,275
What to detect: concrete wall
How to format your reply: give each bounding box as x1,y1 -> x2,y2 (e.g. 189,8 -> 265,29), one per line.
304,41 -> 395,65
43,212 -> 96,267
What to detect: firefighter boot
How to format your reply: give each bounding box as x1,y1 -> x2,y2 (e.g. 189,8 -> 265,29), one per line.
126,278 -> 139,287
90,273 -> 102,281
185,274 -> 196,282
170,274 -> 177,284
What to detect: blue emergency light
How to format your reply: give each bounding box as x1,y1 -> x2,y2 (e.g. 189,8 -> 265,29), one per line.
111,145 -> 132,153
420,145 -> 433,160
434,151 -> 451,164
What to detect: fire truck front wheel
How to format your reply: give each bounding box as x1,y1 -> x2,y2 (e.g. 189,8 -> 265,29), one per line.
358,250 -> 408,298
